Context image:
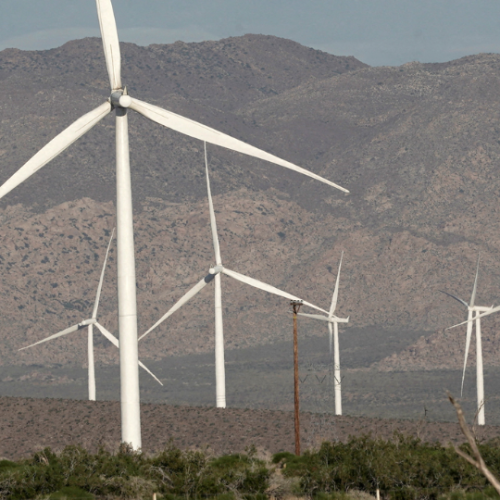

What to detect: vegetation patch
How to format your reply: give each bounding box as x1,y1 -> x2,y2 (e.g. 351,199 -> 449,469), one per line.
0,436 -> 500,499
274,434 -> 500,499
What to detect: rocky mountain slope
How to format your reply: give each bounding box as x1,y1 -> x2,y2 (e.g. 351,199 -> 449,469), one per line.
1,36 -> 500,373
0,35 -> 365,210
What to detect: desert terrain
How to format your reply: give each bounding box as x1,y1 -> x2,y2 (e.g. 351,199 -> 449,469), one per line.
1,395 -> 499,461
0,36 -> 500,435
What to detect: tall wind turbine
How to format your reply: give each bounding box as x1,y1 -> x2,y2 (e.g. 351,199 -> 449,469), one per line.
18,230 -> 163,397
0,0 -> 348,448
296,252 -> 348,415
140,144 -> 330,408
441,255 -> 495,425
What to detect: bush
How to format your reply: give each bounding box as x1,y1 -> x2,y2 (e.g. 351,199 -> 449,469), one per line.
271,452 -> 295,464
440,486 -> 500,500
277,434 -> 499,499
0,436 -> 499,499
0,462 -> 19,473
0,443 -> 271,499
49,486 -> 95,499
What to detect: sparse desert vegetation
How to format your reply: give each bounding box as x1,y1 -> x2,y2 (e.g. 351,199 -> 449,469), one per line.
2,435 -> 500,499
1,396 -> 500,463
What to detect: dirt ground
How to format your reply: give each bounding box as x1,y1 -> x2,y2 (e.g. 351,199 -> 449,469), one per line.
1,396 -> 499,460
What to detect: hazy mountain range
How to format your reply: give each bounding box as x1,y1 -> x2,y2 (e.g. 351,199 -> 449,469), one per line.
0,34 -> 499,382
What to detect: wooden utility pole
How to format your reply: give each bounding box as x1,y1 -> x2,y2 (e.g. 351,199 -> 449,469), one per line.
291,300 -> 303,456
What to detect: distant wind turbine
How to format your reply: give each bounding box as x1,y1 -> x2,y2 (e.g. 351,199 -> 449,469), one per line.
441,255 -> 496,426
0,0 -> 348,448
18,230 -> 163,397
296,252 -> 348,415
139,143 -> 330,408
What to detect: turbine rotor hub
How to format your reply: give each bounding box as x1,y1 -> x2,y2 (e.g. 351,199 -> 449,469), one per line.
110,90 -> 131,109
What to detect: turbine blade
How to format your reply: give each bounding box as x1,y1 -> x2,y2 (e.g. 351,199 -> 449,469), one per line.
461,311 -> 474,397
470,254 -> 480,308
204,143 -> 222,265
95,0 -> 122,90
94,323 -> 163,386
128,97 -> 349,193
329,251 -> 344,316
223,268 -> 329,315
138,360 -> 164,386
139,273 -> 215,341
94,321 -> 119,348
439,290 -> 469,308
92,228 -> 115,319
18,323 -> 82,351
0,102 -> 112,201
447,305 -> 500,329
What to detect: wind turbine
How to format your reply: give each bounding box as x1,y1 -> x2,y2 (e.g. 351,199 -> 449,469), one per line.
139,143 -> 330,408
18,230 -> 163,398
0,0 -> 348,448
441,255 -> 496,425
295,252 -> 348,415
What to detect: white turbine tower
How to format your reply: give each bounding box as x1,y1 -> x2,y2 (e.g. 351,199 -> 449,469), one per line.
441,255 -> 496,426
296,252 -> 348,415
139,143 -> 330,408
18,230 -> 163,398
0,0 -> 348,447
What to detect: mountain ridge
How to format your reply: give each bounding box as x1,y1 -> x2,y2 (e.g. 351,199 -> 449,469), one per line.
0,36 -> 500,381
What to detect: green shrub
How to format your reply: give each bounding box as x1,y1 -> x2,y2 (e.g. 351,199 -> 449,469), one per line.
49,486 -> 95,499
271,451 -> 295,464
0,461 -> 20,473
211,494 -> 235,500
315,493 -> 352,500
0,436 -> 499,499
279,434 -> 498,499
441,487 -> 500,500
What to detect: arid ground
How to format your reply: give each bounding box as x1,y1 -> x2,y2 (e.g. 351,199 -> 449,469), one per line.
1,395 -> 500,461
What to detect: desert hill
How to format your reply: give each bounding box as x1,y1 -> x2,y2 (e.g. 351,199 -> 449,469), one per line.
0,36 -> 500,385
0,35 -> 365,211
0,396 -> 498,460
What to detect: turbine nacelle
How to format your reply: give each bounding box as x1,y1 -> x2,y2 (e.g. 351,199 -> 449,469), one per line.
471,305 -> 495,313
209,265 -> 224,275
331,316 -> 349,324
78,318 -> 97,328
297,312 -> 349,324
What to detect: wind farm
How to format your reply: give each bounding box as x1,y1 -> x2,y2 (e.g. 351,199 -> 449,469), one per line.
139,143 -> 332,409
0,0 -> 350,450
18,229 -> 164,397
2,0 -> 500,474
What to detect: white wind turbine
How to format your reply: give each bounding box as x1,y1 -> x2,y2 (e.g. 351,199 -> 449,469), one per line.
0,0 -> 348,448
295,252 -> 348,415
139,143 -> 331,408
441,255 -> 496,426
18,230 -> 163,399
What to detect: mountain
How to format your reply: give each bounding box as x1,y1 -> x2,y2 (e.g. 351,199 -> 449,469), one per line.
0,35 -> 365,210
0,35 -> 500,384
